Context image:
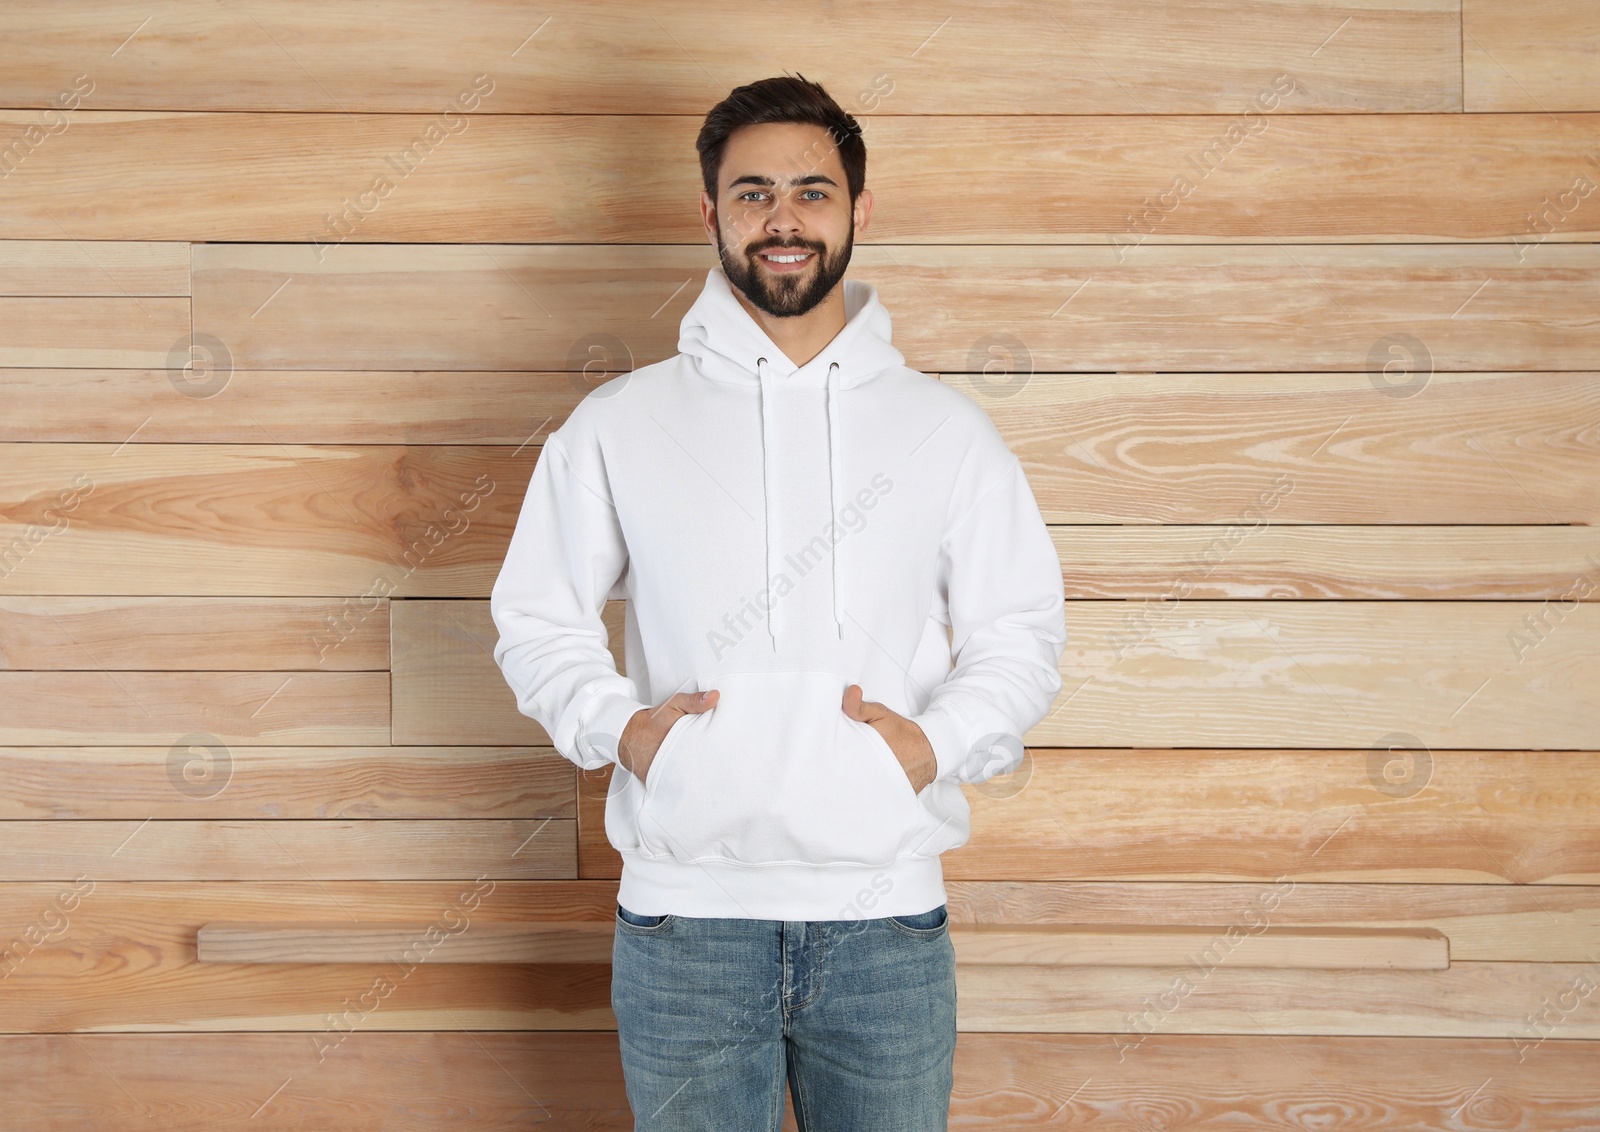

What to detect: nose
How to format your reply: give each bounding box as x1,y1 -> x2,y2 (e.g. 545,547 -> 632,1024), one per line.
763,187 -> 803,237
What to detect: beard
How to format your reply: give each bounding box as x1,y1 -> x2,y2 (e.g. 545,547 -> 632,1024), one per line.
717,221 -> 854,319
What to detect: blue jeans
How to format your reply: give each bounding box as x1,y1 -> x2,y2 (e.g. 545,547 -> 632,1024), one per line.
611,903 -> 957,1131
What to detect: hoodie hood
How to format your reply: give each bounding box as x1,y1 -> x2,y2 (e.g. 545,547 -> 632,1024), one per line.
677,266 -> 906,646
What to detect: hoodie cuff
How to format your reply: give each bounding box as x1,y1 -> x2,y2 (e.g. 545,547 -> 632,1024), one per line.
910,701 -> 978,783
578,690 -> 652,767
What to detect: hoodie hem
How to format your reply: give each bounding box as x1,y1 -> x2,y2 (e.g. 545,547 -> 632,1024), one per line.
616,851 -> 948,922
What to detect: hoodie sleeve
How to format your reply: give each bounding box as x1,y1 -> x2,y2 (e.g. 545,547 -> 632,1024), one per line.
908,456 -> 1068,785
489,433 -> 652,772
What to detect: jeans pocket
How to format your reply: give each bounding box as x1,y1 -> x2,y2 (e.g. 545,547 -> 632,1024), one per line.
886,903 -> 949,937
616,903 -> 673,931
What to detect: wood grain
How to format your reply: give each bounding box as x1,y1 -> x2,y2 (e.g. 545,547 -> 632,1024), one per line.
0,296 -> 188,367
0,444 -> 529,597
191,243 -> 1600,372
0,0 -> 1462,113
0,597 -> 388,670
3,1032 -> 1595,1130
390,599 -> 576,745
0,369 -> 574,444
577,748 -> 1600,885
0,239 -> 188,295
409,599 -> 1600,751
0,819 -> 571,881
0,671 -> 389,745
11,113 -> 1600,242
0,746 -> 572,820
1465,0 -> 1600,111
985,370 -> 1600,524
195,919 -> 1451,969
1056,524 -> 1600,599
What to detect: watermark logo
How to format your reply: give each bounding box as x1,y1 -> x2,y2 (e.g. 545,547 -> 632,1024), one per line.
1366,333 -> 1432,399
1367,732 -> 1432,799
167,332 -> 233,399
167,732 -> 233,799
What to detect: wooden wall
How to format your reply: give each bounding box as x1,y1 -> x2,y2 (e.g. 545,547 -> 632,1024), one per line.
3,1 -> 1598,1126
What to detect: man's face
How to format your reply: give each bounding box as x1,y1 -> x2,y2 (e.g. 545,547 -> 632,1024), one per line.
704,122 -> 867,319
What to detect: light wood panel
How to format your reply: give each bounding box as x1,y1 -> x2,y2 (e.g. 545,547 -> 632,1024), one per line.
0,820 -> 571,881
1054,601 -> 1599,750
0,597 -> 387,669
0,369 -> 574,444
403,599 -> 1600,751
0,444 -> 528,597
390,599 -> 560,745
984,370 -> 1600,524
0,239 -> 188,295
1465,0 -> 1600,111
0,0 -> 1463,113
195,919 -> 1451,969
9,365 -> 1598,527
0,671 -> 388,745
11,114 -> 1600,242
0,746 -> 572,820
577,748 -> 1600,885
0,296 -> 188,367
1057,525 -> 1600,599
192,244 -> 1600,372
6,878 -> 1598,963
5,1032 -> 1595,1131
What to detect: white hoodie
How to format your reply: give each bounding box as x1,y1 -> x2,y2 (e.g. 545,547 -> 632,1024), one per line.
490,265 -> 1067,921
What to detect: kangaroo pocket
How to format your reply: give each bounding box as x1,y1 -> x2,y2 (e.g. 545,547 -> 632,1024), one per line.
633,669 -> 925,866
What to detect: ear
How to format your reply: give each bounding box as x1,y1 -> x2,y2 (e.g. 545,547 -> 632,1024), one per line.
852,187 -> 874,236
699,190 -> 720,246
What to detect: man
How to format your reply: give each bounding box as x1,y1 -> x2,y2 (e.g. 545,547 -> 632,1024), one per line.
491,74 -> 1066,1131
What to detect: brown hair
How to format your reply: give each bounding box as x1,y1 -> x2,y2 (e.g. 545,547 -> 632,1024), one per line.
696,74 -> 866,204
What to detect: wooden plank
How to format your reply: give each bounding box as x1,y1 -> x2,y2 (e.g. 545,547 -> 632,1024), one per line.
0,296 -> 188,367
12,114 -> 1600,242
0,597 -> 388,670
0,240 -> 188,295
4,881 -> 1598,1036
192,243 -> 1600,373
0,0 -> 1461,114
0,746 -> 572,820
956,961 -> 1600,1037
0,819 -> 571,881
194,919 -> 1449,969
954,923 -> 1449,969
1,1031 -> 1594,1129
994,371 -> 1600,524
0,671 -> 388,746
410,599 -> 1600,752
0,369 -> 572,443
1,1032 -> 1596,1130
1057,525 -> 1600,600
576,748 -> 1600,885
197,920 -> 616,964
0,444 -> 528,597
1465,0 -> 1600,111
1051,601 -> 1600,751
390,598 -> 598,745
7,368 -> 1597,528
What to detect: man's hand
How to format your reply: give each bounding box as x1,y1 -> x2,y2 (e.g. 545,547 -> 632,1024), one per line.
842,683 -> 937,794
619,689 -> 719,786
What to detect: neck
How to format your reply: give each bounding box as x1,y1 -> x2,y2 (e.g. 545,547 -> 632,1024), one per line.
731,284 -> 847,369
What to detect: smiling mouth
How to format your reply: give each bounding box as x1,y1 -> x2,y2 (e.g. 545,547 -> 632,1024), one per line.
756,248 -> 816,266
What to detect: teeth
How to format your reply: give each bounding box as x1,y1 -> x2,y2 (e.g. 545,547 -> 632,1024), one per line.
763,253 -> 810,263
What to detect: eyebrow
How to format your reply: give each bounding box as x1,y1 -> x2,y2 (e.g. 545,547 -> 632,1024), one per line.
727,173 -> 839,192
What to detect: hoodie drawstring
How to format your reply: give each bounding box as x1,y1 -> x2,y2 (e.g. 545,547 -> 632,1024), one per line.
757,356 -> 777,646
755,355 -> 846,648
826,361 -> 843,639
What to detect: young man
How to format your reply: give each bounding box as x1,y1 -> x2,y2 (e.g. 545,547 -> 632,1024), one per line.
491,75 -> 1066,1131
